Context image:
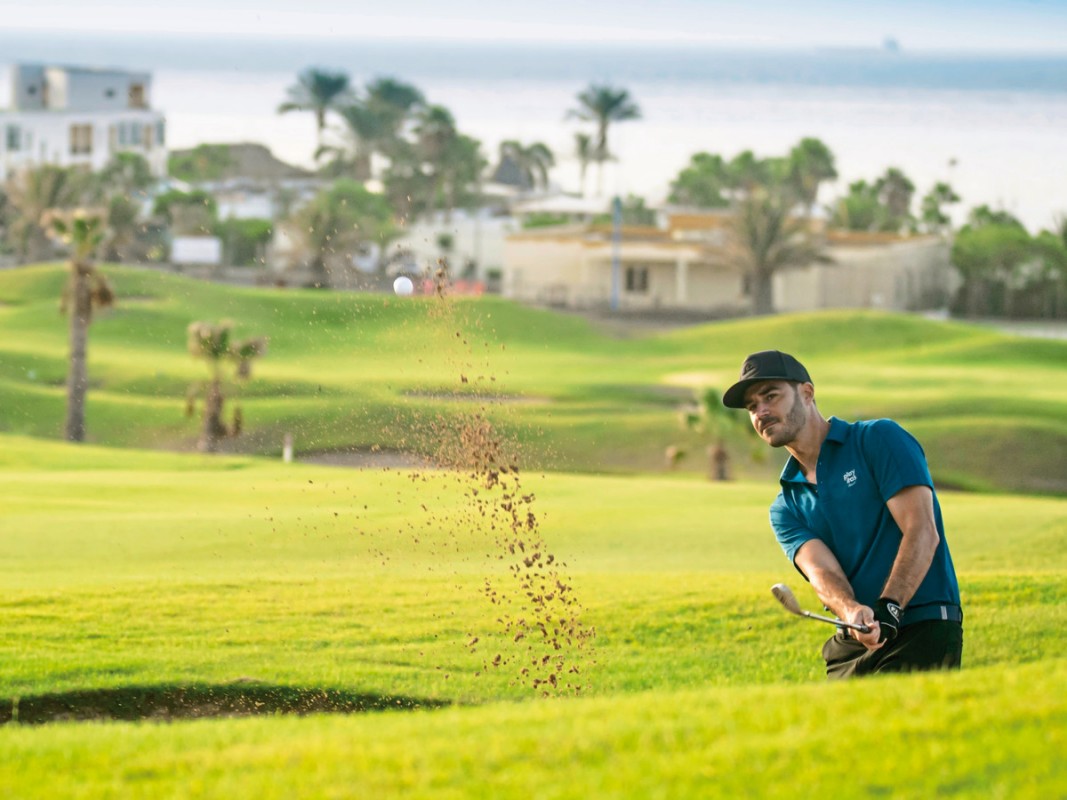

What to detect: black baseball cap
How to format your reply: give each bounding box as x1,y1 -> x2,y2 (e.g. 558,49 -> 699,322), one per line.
722,350 -> 812,408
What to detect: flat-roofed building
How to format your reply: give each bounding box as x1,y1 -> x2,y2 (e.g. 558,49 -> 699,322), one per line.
0,63 -> 166,181
502,209 -> 954,314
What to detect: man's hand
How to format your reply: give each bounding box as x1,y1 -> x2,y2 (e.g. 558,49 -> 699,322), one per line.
845,604 -> 884,651
873,597 -> 903,642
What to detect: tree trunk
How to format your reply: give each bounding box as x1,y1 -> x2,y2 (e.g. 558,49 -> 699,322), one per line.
310,254 -> 330,288
354,152 -> 372,182
1003,284 -> 1015,319
22,226 -> 51,265
751,270 -> 775,315
64,263 -> 93,442
198,377 -> 227,453
707,442 -> 730,481
966,280 -> 983,318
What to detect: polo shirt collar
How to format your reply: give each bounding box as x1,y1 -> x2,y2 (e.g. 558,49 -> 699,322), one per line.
825,416 -> 849,443
779,416 -> 849,485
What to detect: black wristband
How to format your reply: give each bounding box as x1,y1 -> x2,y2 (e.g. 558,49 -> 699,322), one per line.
873,598 -> 902,642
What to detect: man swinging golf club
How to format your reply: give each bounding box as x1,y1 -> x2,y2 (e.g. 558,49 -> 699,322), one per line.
723,351 -> 963,678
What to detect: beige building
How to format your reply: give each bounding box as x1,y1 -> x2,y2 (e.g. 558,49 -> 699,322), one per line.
502,211 -> 953,314
773,230 -> 954,312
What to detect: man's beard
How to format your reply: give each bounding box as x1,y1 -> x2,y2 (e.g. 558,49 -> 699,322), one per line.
763,387 -> 806,448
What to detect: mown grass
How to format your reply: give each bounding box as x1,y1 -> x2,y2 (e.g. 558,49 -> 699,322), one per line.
0,436 -> 1065,797
2,266 -> 1066,796
2,264 -> 1066,491
2,661 -> 1064,799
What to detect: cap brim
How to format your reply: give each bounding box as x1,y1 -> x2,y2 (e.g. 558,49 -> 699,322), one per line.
722,379 -> 760,409
722,376 -> 807,408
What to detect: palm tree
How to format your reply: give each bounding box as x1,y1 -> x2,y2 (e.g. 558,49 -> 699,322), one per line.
95,153 -> 153,262
96,152 -> 154,197
327,102 -> 392,180
787,137 -> 838,215
278,68 -> 354,149
727,150 -> 772,193
875,167 -> 916,230
726,182 -> 826,315
325,78 -> 425,181
381,142 -> 425,222
289,179 -> 395,284
101,194 -> 142,262
568,84 -> 641,195
50,210 -> 112,442
380,105 -> 485,223
415,104 -> 458,164
497,140 -> 555,191
185,321 -> 267,453
364,77 -> 425,137
436,134 -> 487,222
4,164 -> 89,263
668,151 -> 731,208
679,388 -> 761,480
920,182 -> 961,234
412,105 -> 461,218
574,133 -> 594,197
830,179 -> 882,231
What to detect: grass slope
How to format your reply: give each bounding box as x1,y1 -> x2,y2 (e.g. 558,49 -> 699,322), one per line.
2,265 -> 1066,492
3,662 -> 1064,799
1,437 -> 1065,796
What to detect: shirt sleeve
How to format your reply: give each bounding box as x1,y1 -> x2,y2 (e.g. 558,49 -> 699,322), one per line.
860,419 -> 934,502
769,493 -> 816,574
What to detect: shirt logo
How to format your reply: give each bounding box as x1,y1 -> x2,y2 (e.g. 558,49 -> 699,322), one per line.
843,469 -> 857,487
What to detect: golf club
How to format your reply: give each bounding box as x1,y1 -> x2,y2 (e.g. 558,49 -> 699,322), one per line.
770,583 -> 871,633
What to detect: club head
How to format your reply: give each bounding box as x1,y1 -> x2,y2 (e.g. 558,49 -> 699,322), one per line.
770,583 -> 804,616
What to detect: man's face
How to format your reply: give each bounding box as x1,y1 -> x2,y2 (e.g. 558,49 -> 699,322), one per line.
743,380 -> 809,447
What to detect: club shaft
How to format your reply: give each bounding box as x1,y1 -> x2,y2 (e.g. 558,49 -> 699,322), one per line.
803,610 -> 871,633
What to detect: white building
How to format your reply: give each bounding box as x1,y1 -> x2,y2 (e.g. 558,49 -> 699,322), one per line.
0,63 -> 166,181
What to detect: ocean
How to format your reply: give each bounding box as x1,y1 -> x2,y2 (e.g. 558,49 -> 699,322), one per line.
2,33 -> 1065,230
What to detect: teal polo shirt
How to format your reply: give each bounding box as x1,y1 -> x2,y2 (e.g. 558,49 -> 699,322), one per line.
770,417 -> 961,626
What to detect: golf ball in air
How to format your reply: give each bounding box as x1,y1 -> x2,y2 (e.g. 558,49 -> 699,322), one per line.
393,276 -> 414,296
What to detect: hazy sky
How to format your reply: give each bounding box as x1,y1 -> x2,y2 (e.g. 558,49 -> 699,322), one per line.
1,0 -> 1065,51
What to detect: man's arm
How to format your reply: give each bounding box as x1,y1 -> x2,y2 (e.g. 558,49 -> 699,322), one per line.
794,538 -> 882,650
794,538 -> 863,618
881,484 -> 940,607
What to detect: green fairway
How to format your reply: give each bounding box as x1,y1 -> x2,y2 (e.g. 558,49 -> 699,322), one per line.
1,436 -> 1065,797
2,265 -> 1066,492
2,266 -> 1066,797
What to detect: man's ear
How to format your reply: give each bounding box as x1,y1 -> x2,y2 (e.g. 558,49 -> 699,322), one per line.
800,382 -> 816,403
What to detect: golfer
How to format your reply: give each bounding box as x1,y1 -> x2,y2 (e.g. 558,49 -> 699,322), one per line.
723,350 -> 963,678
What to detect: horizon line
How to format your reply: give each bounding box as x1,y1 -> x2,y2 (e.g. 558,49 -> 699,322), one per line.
2,29 -> 1066,57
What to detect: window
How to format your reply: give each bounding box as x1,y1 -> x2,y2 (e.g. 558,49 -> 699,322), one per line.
156,120 -> 165,147
70,124 -> 93,155
129,83 -> 146,108
625,266 -> 649,293
5,125 -> 20,152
